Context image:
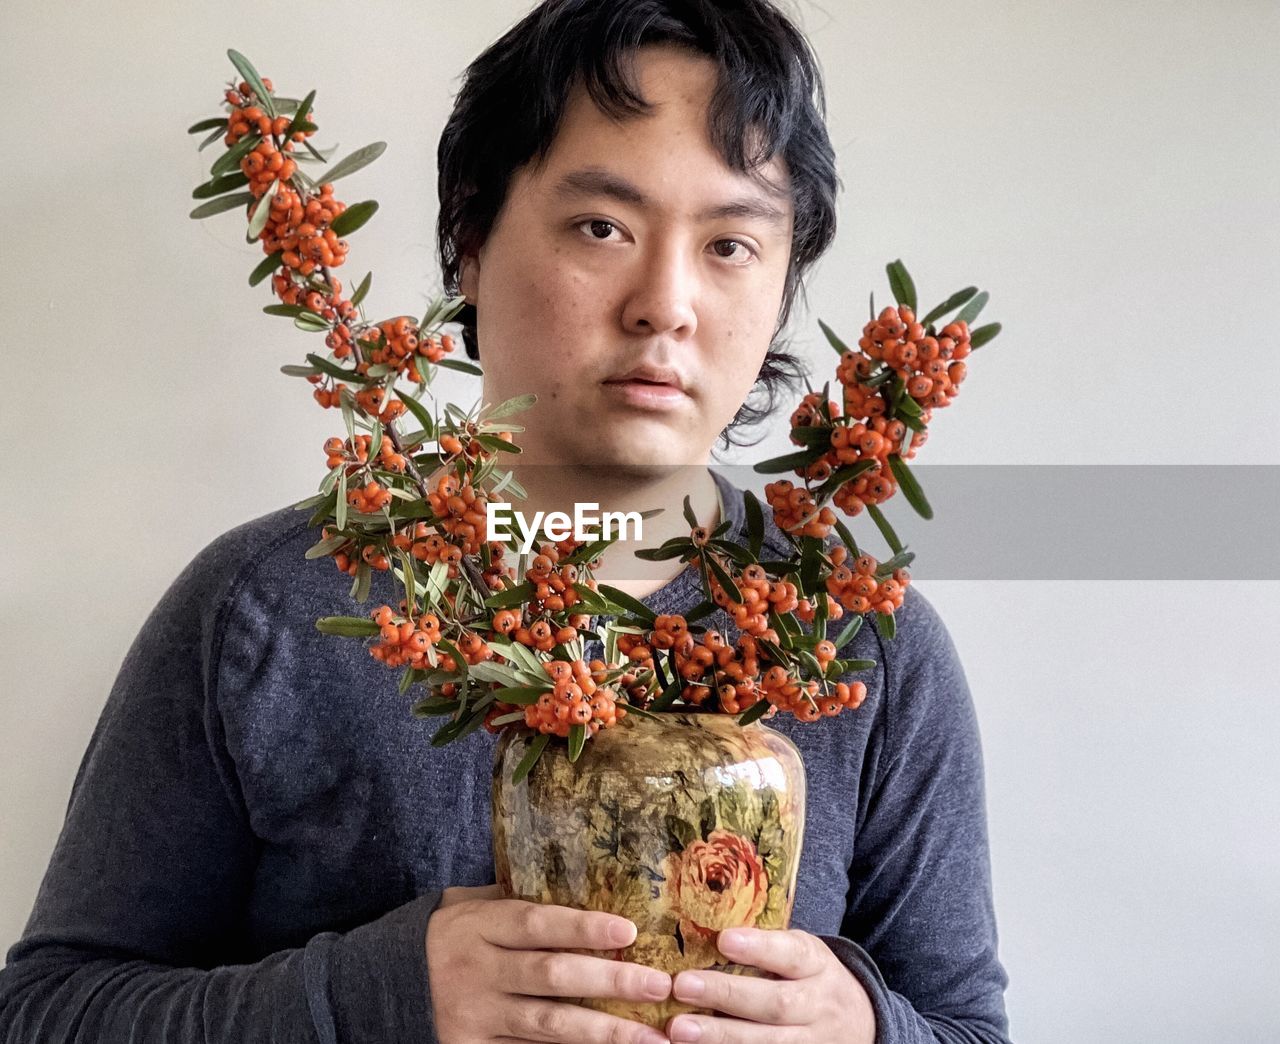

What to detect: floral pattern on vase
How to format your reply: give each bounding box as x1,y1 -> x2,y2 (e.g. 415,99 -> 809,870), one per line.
492,711 -> 806,1028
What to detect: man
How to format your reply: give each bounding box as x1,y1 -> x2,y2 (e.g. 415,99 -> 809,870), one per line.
0,2 -> 1013,1042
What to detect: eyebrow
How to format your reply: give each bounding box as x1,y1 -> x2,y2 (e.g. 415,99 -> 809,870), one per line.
551,166 -> 791,231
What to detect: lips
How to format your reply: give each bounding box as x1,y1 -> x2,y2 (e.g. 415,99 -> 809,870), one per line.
602,365 -> 687,392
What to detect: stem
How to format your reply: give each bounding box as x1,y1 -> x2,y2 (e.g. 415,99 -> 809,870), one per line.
316,261 -> 493,611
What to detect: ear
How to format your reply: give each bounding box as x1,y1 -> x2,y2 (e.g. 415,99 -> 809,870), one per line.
458,252 -> 480,305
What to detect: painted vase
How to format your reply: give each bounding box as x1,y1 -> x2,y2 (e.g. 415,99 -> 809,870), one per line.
491,711 -> 806,1029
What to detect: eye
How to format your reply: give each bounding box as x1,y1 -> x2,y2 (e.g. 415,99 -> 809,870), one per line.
711,238 -> 757,265
576,218 -> 623,242
573,220 -> 758,265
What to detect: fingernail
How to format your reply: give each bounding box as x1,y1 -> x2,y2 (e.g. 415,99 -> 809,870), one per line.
644,970 -> 671,998
670,1016 -> 702,1041
719,929 -> 749,952
675,972 -> 704,999
609,920 -> 636,946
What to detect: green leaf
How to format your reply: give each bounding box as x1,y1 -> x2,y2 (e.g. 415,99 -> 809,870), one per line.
245,180 -> 279,242
864,503 -> 902,555
875,610 -> 897,641
473,433 -> 519,454
314,615 -> 379,637
339,386 -> 357,438
192,171 -> 249,199
631,543 -> 690,562
329,199 -> 378,237
435,637 -> 468,679
492,686 -> 547,706
322,142 -> 387,184
424,559 -> 450,608
886,259 -> 917,315
816,316 -> 853,358
301,138 -> 333,163
305,533 -> 349,560
737,699 -> 772,726
197,125 -> 227,152
209,132 -> 261,179
249,250 -> 283,287
752,448 -> 823,474
568,724 -> 586,762
742,488 -> 764,559
920,286 -> 979,329
681,495 -> 699,530
954,290 -> 989,327
294,313 -> 330,333
395,548 -> 416,614
832,517 -> 860,560
284,88 -> 317,139
189,191 -> 254,219
350,270 -> 372,308
790,426 -> 830,448
188,117 -> 228,134
411,696 -> 460,717
511,733 -> 550,785
888,456 -> 933,520
704,553 -> 743,605
226,49 -> 277,118
263,304 -> 313,317
434,358 -> 483,376
351,559 -> 372,603
595,584 -> 657,625
336,468 -> 348,531
832,612 -> 863,652
484,580 -> 535,609
395,389 -> 435,438
305,353 -> 366,383
969,322 -> 1001,349
485,393 -> 537,420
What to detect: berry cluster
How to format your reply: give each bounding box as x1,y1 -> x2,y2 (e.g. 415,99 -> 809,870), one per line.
844,306 -> 971,415
491,658 -> 626,738
323,434 -> 408,476
824,545 -> 910,616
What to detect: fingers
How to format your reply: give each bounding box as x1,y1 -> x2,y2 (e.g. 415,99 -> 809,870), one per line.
715,928 -> 827,980
483,898 -> 637,951
672,967 -> 811,1026
501,996 -> 670,1044
509,949 -> 672,1004
667,1011 -> 795,1043
439,882 -> 502,907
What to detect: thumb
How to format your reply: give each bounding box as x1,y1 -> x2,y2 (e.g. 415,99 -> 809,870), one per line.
440,882 -> 503,907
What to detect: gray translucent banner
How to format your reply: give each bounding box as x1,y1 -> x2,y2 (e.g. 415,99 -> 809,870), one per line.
710,463 -> 1280,581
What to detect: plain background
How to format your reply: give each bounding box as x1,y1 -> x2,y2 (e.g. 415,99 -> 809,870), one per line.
2,1 -> 1278,1041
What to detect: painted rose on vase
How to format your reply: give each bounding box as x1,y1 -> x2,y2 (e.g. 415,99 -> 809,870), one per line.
659,827 -> 770,968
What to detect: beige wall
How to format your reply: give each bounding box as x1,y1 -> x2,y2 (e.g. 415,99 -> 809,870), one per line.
2,1 -> 1277,1039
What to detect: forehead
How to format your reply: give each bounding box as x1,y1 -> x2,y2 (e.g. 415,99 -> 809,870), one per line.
548,164 -> 791,233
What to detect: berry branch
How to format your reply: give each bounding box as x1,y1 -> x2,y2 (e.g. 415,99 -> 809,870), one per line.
187,50 -> 1004,785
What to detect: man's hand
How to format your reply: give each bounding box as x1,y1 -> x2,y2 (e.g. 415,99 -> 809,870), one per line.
426,883 -> 674,1043
664,926 -> 877,1043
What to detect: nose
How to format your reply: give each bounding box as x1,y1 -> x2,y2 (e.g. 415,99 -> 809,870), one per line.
620,236 -> 699,339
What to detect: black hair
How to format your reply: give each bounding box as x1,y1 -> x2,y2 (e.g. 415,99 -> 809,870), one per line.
436,0 -> 840,452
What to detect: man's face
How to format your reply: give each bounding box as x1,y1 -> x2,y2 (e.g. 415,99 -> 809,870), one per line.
459,43 -> 795,474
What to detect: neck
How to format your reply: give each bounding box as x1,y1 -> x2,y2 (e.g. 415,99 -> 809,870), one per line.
497,462 -> 723,601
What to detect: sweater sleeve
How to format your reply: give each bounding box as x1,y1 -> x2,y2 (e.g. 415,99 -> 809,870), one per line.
817,585 -> 1013,1043
0,533 -> 447,1043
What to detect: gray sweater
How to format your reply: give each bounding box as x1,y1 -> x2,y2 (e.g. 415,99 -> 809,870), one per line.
0,469 -> 1013,1042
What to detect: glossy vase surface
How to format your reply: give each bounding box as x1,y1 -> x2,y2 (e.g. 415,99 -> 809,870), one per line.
492,711 -> 806,1027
